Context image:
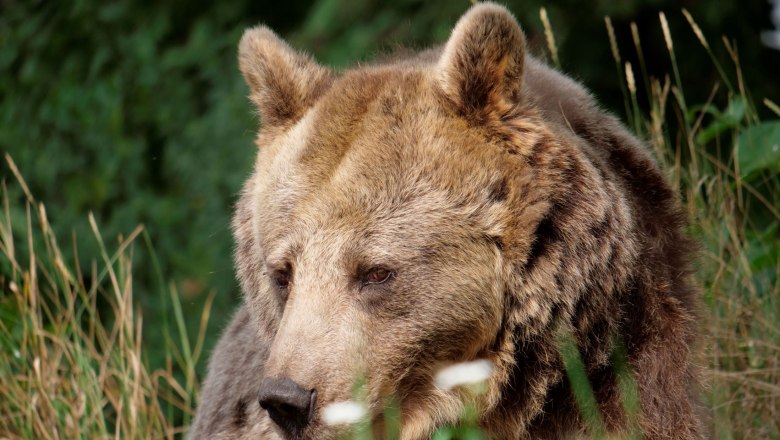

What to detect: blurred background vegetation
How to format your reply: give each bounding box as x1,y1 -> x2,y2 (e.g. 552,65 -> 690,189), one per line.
1,0 -> 779,437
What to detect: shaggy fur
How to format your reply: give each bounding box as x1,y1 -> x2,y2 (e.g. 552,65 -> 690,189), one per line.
190,3 -> 704,439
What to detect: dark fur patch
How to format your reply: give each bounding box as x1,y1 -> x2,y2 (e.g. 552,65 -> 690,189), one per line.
524,214 -> 560,272
504,337 -> 543,405
554,273 -> 565,292
501,333 -> 562,424
488,178 -> 509,202
232,397 -> 249,429
485,234 -> 505,252
615,279 -> 645,357
588,215 -> 611,241
489,291 -> 512,353
605,137 -> 673,211
527,138 -> 548,167
531,381 -> 577,437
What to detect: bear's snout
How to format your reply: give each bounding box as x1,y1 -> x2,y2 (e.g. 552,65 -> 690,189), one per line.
258,377 -> 317,438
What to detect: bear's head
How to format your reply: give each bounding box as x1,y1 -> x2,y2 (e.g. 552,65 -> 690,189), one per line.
233,3 -> 638,439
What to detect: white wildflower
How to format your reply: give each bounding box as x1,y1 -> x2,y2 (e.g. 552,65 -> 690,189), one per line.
434,359 -> 493,391
322,400 -> 367,426
763,0 -> 780,50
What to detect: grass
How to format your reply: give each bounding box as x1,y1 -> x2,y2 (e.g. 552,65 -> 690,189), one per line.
0,155 -> 211,438
1,8 -> 779,439
601,10 -> 780,439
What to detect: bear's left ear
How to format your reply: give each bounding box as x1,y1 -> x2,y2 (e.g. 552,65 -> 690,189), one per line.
239,26 -> 333,130
437,3 -> 525,115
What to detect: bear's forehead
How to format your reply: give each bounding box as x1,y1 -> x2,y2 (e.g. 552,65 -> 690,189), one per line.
263,69 -> 501,196
254,71 -> 512,250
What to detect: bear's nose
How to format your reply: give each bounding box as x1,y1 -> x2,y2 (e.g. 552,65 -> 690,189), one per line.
258,377 -> 316,437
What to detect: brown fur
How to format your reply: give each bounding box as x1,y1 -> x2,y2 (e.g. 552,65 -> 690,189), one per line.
190,3 -> 704,439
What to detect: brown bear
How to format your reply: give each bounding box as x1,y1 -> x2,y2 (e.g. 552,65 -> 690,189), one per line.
190,3 -> 705,439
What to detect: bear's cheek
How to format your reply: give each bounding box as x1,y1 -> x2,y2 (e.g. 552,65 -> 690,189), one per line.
361,267 -> 503,375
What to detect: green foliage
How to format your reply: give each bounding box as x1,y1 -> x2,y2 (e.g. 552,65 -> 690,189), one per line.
738,121 -> 780,179
695,97 -> 747,145
0,1 -> 263,369
558,332 -> 607,438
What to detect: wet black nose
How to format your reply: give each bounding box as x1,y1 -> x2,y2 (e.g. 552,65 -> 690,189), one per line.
258,377 -> 316,437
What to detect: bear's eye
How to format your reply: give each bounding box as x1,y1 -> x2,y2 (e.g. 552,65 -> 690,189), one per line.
363,267 -> 394,285
271,267 -> 292,291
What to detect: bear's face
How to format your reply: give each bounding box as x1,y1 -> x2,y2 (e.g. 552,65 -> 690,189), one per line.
232,4 -> 632,439
239,71 -> 522,438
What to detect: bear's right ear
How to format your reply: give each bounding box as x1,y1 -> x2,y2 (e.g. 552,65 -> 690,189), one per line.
238,26 -> 332,129
437,3 -> 525,116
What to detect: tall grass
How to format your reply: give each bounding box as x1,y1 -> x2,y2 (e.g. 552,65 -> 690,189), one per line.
1,8 -> 779,439
604,11 -> 780,438
0,155 -> 211,438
